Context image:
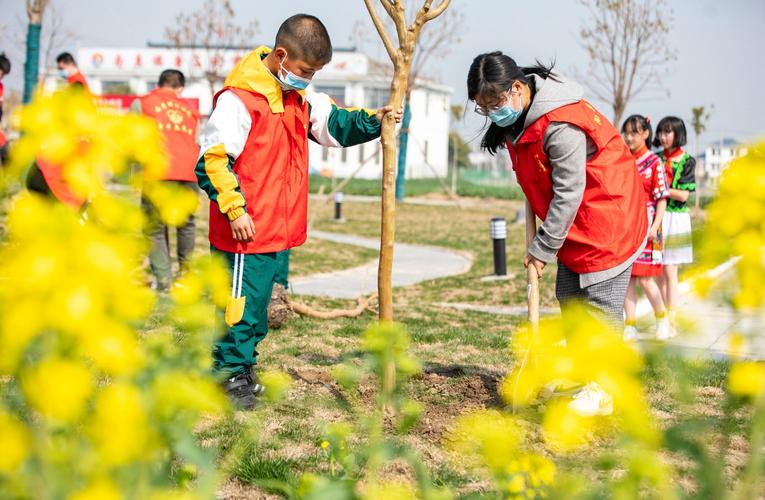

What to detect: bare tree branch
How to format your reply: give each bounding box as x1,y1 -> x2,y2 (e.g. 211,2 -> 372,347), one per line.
26,0 -> 48,24
164,0 -> 258,100
364,0 -> 398,62
422,0 -> 451,21
577,0 -> 676,124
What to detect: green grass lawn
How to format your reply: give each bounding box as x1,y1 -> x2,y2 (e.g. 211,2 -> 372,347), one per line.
309,174 -> 525,200
165,196 -> 748,498
0,184 -> 743,497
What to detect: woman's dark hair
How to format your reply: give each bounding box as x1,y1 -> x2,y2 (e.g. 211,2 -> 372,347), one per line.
652,116 -> 687,148
621,114 -> 652,150
467,51 -> 557,154
0,52 -> 10,75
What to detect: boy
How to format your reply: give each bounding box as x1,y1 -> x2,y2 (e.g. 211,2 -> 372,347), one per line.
133,69 -> 200,291
196,14 -> 401,409
56,52 -> 89,91
26,52 -> 90,207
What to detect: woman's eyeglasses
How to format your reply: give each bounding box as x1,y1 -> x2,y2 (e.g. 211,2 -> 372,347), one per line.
474,91 -> 511,116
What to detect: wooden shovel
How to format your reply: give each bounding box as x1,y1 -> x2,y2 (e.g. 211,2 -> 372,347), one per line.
511,200 -> 540,414
525,200 -> 540,334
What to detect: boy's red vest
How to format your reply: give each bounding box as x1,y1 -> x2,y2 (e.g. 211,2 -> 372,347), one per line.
139,88 -> 200,182
506,100 -> 647,273
208,87 -> 309,254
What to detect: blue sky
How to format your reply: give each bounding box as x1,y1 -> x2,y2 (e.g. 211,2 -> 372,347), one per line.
2,0 -> 763,150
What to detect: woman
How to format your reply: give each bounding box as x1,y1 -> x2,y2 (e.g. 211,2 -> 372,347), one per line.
467,51 -> 648,415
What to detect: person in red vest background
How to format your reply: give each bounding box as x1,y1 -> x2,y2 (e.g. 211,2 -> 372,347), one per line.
0,52 -> 10,166
55,52 -> 89,91
132,69 -> 200,291
467,51 -> 648,416
25,52 -> 90,208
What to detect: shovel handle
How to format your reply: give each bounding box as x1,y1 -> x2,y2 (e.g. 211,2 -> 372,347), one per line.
525,201 -> 540,330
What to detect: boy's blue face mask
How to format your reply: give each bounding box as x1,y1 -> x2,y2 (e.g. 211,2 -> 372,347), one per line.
278,56 -> 311,91
488,91 -> 523,127
58,69 -> 69,80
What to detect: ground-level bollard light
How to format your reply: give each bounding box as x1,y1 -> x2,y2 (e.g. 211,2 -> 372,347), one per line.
490,217 -> 507,276
334,191 -> 344,221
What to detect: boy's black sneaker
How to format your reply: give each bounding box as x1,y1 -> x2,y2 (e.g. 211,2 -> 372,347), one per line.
222,373 -> 257,410
248,371 -> 266,396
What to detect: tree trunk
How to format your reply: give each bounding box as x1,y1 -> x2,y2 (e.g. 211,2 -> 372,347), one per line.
450,133 -> 458,195
394,100 -> 412,200
23,23 -> 42,103
378,62 -> 410,321
694,133 -> 701,209
613,102 -> 625,129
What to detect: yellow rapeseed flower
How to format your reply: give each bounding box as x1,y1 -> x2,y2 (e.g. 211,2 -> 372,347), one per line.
151,371 -> 227,417
362,481 -> 417,500
89,383 -> 153,466
696,144 -> 765,309
259,370 -> 293,402
80,320 -> 143,376
542,400 -> 594,452
21,357 -> 93,422
0,410 -> 31,472
447,410 -> 521,473
68,478 -> 122,500
728,361 -> 765,398
142,181 -> 199,227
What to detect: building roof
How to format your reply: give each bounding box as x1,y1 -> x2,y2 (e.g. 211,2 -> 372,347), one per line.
146,41 -> 358,52
708,137 -> 740,148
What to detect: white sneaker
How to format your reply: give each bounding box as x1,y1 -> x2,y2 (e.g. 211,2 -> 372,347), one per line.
568,383 -> 613,416
623,324 -> 639,342
655,317 -> 676,341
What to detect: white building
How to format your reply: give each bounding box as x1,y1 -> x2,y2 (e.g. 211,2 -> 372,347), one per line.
703,138 -> 747,187
70,45 -> 452,180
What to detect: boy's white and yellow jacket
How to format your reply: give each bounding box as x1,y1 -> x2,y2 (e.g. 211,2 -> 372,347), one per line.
196,46 -> 381,254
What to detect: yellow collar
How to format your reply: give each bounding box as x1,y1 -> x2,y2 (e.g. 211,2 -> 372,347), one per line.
223,45 -> 305,113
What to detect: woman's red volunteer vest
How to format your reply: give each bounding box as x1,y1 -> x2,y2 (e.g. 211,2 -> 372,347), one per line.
507,100 -> 647,273
139,88 -> 200,182
208,87 -> 309,254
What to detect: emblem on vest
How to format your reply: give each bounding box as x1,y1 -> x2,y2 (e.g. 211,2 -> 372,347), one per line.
534,154 -> 548,173
167,109 -> 184,125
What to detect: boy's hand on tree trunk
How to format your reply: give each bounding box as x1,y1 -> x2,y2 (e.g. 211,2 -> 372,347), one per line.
230,213 -> 256,242
376,105 -> 404,123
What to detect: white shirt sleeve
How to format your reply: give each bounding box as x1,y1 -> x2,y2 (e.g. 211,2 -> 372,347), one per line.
306,88 -> 342,148
198,90 -> 252,160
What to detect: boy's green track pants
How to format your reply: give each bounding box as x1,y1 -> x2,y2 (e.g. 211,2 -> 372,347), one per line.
212,249 -> 280,376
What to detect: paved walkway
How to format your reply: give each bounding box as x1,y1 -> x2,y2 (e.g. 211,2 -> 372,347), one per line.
289,231 -> 473,299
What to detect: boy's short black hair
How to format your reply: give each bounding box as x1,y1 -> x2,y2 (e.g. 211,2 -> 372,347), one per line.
653,116 -> 687,148
0,53 -> 10,75
275,14 -> 332,64
158,69 -> 185,89
56,52 -> 76,66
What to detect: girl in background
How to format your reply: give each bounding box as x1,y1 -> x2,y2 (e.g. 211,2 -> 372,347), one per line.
654,116 -> 697,330
621,115 -> 672,341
